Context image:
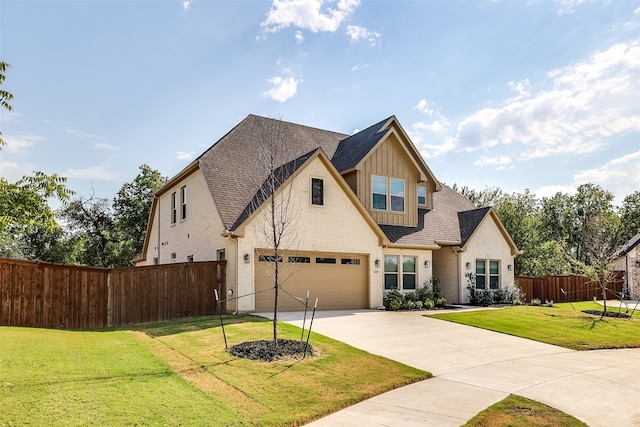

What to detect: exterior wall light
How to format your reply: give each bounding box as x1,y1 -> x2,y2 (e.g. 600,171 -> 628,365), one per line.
424,260 -> 430,268
465,262 -> 471,269
244,253 -> 250,263
508,264 -> 513,271
375,259 -> 380,268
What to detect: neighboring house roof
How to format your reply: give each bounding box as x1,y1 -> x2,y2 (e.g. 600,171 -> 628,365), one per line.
618,231 -> 640,256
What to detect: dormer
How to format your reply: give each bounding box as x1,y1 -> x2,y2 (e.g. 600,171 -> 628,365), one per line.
332,116 -> 441,227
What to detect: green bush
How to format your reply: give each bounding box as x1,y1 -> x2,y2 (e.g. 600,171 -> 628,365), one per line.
435,297 -> 447,307
383,289 -> 405,310
383,277 -> 445,311
424,299 -> 434,309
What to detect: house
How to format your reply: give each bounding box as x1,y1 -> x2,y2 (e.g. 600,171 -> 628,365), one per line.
135,115 -> 519,312
614,232 -> 640,299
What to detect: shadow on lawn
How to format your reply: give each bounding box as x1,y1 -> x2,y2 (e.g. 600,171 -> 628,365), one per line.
125,314 -> 270,337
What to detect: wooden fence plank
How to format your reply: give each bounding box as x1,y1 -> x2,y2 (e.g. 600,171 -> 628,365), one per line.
0,259 -> 225,329
516,272 -> 624,303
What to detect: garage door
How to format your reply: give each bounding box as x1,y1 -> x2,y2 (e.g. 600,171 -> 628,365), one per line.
254,250 -> 369,311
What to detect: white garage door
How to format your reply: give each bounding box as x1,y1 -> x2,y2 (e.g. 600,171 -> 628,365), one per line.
254,250 -> 369,311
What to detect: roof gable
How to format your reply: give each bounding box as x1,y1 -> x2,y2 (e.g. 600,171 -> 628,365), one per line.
619,231 -> 640,256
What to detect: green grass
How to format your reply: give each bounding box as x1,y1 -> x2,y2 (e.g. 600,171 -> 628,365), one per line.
0,315 -> 429,426
464,394 -> 587,427
429,301 -> 640,350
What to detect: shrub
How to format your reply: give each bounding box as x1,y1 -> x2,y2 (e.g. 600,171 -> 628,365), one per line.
414,300 -> 423,309
435,297 -> 447,307
531,298 -> 542,306
383,289 -> 405,311
424,299 -> 434,309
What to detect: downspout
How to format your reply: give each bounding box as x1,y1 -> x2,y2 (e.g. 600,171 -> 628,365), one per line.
221,230 -> 239,315
157,197 -> 161,262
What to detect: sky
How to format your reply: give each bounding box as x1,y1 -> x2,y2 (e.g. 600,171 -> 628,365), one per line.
1,0 -> 639,207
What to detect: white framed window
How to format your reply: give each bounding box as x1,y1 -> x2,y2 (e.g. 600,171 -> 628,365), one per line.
402,256 -> 416,289
170,192 -> 177,224
180,186 -> 187,220
384,255 -> 417,290
217,249 -> 226,261
390,179 -> 405,212
372,176 -> 387,210
417,186 -> 427,205
476,259 -> 500,289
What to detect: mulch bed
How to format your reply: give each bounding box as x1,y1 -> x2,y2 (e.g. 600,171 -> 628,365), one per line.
582,310 -> 632,319
229,339 -> 314,362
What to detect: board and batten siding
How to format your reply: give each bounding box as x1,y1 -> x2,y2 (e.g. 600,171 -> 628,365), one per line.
356,133 -> 421,227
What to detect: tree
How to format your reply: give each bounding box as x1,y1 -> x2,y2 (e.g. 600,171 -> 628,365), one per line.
60,165 -> 164,267
113,164 -> 165,264
618,191 -> 640,243
251,117 -> 300,345
0,172 -> 73,259
0,61 -> 14,148
568,213 -> 621,316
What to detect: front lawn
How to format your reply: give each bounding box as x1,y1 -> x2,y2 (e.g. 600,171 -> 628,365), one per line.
429,302 -> 640,350
0,315 -> 429,426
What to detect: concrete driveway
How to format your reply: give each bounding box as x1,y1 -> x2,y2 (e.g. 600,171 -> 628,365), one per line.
273,309 -> 640,426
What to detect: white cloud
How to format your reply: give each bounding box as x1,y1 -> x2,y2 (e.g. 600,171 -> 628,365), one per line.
346,24 -> 381,46
261,0 -> 360,33
263,76 -> 300,102
573,150 -> 640,202
534,183 -> 578,200
2,135 -> 42,154
182,1 -> 191,11
351,63 -> 368,72
93,142 -> 119,151
295,30 -> 305,43
634,7 -> 640,15
65,164 -> 121,181
176,151 -> 196,161
448,37 -> 640,160
413,99 -> 434,116
556,0 -> 588,15
66,129 -> 106,141
473,155 -> 514,171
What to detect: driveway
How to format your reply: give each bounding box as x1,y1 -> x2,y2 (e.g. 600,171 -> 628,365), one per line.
274,309 -> 640,426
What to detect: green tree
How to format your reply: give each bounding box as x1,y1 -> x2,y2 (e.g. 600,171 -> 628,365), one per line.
0,61 -> 13,148
618,191 -> 640,243
113,164 -> 165,264
0,172 -> 73,259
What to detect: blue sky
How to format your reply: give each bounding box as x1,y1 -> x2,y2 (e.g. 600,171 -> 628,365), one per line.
1,0 -> 639,206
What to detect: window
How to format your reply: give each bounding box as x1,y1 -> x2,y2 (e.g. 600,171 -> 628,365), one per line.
153,257 -> 159,265
171,252 -> 176,260
475,259 -> 500,289
372,176 -> 387,210
217,249 -> 225,261
489,260 -> 499,289
187,255 -> 194,262
417,186 -> 426,205
171,192 -> 177,224
316,257 -> 336,264
311,178 -> 324,206
180,186 -> 187,220
390,179 -> 405,212
384,255 -> 398,289
289,256 -> 311,263
259,255 -> 283,262
341,258 -> 361,265
402,256 -> 416,289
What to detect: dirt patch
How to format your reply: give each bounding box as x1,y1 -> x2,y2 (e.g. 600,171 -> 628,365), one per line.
582,310 -> 632,319
229,339 -> 314,362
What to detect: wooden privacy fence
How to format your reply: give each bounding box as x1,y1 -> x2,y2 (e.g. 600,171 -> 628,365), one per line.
516,272 -> 624,303
0,258 -> 226,329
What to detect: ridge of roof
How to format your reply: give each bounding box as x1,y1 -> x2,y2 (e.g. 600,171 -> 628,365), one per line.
458,207 -> 492,247
619,231 -> 640,256
230,148 -> 321,231
331,116 -> 393,172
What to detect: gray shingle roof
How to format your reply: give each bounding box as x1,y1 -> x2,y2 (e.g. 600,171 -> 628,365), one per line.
193,114 -> 490,248
619,231 -> 640,256
380,184 -> 481,247
331,117 -> 391,172
197,115 -> 347,230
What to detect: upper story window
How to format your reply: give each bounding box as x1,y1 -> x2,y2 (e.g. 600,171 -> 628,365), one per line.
372,176 -> 405,213
171,192 -> 177,224
372,176 -> 387,210
476,259 -> 500,290
417,186 -> 427,206
180,186 -> 187,220
311,178 -> 324,206
390,179 -> 405,213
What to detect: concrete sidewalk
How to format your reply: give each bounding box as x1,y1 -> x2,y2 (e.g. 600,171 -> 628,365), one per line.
271,309 -> 640,426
